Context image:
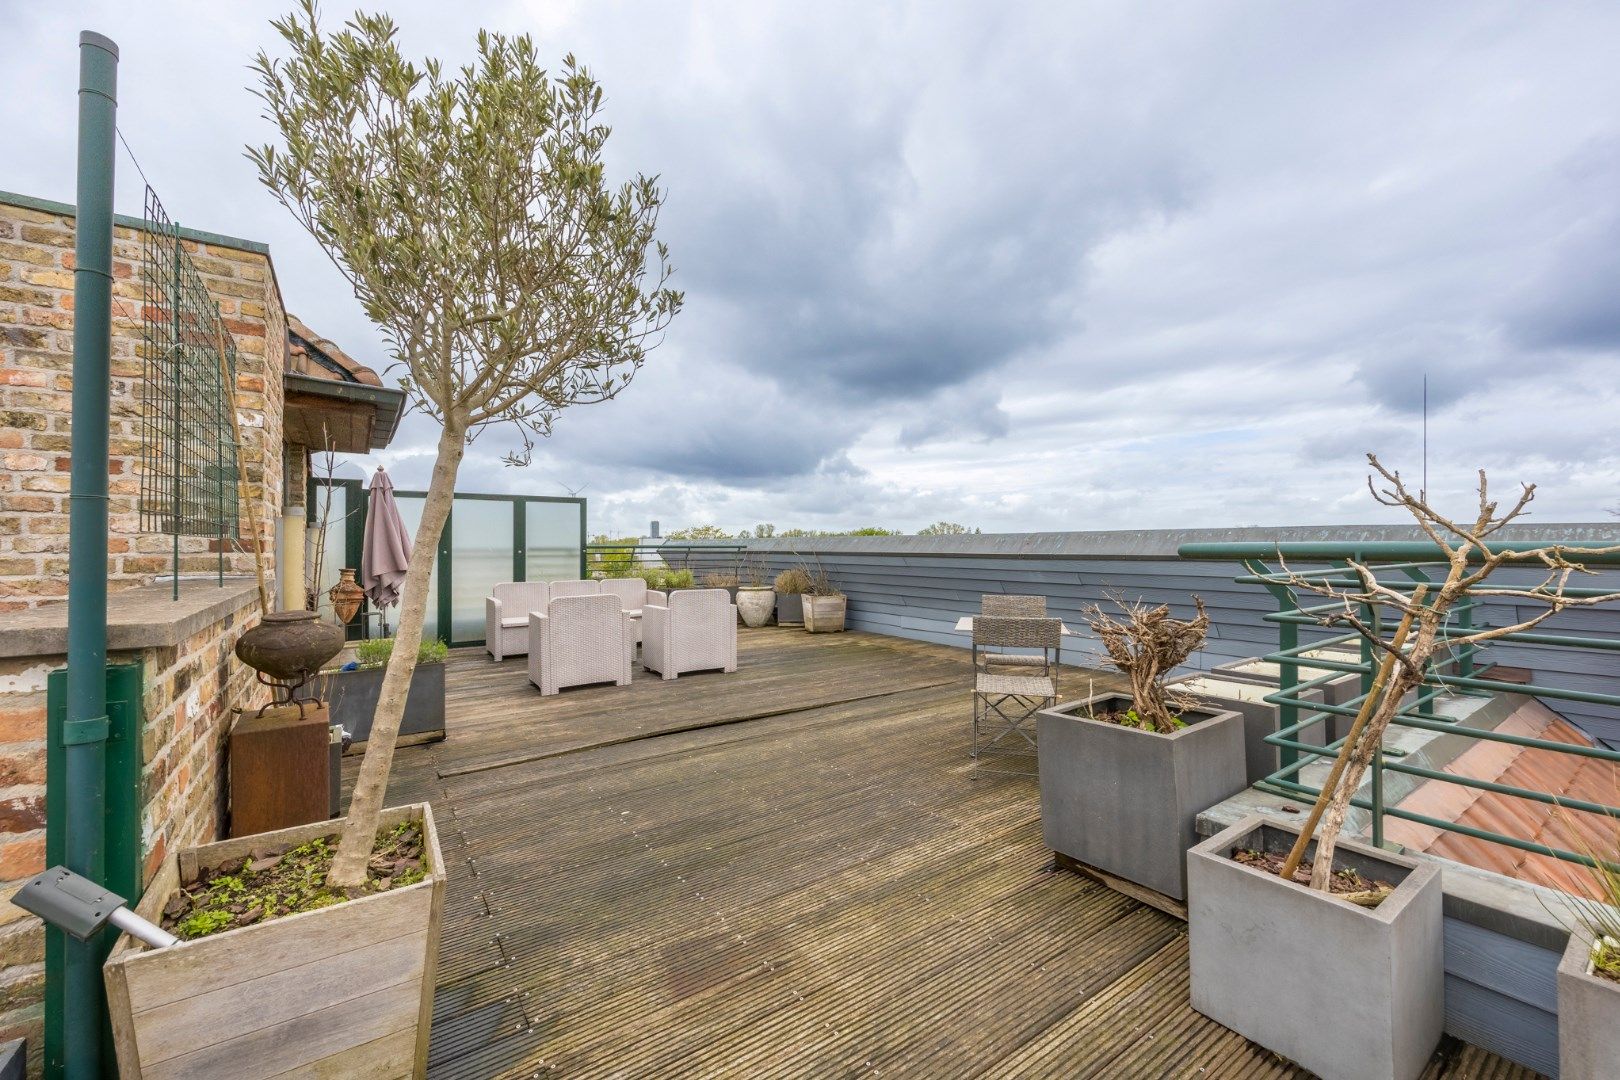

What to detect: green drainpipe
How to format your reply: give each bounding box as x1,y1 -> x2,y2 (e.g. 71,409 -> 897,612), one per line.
63,30 -> 118,1080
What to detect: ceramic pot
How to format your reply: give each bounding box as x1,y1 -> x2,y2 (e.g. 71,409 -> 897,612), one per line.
736,587 -> 776,627
329,567 -> 365,624
235,610 -> 345,683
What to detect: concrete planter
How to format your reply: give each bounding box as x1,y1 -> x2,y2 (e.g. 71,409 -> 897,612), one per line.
736,587 -> 776,627
1173,674 -> 1328,785
313,659 -> 445,752
776,592 -> 804,625
1188,815 -> 1443,1080
104,803 -> 444,1079
1558,926 -> 1620,1079
803,594 -> 846,633
1037,692 -> 1246,900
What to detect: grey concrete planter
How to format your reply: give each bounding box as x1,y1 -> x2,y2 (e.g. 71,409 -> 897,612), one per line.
776,592 -> 804,626
318,660 -> 446,752
1037,692 -> 1246,900
1558,925 -> 1620,1079
1173,674 -> 1328,785
1188,815 -> 1444,1080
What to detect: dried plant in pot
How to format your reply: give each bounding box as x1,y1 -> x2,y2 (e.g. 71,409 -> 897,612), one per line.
700,570 -> 739,604
773,566 -> 811,625
800,561 -> 846,633
1037,595 -> 1245,900
1186,454 -> 1620,1080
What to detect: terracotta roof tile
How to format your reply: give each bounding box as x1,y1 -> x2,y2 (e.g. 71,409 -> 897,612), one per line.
1385,697 -> 1618,900
286,314 -> 383,386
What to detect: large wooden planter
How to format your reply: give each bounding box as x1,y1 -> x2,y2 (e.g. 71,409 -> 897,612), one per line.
1037,692 -> 1245,900
309,660 -> 446,753
803,594 -> 847,633
104,803 -> 444,1079
1188,814 -> 1443,1080
1558,925 -> 1620,1079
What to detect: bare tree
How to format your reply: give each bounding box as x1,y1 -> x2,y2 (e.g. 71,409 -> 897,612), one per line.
1272,455 -> 1620,892
251,3 -> 681,886
1082,595 -> 1210,733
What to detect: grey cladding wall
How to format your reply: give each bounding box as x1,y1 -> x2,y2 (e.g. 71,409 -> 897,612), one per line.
660,525 -> 1620,746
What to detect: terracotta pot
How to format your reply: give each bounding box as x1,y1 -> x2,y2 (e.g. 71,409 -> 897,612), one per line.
329,567 -> 365,624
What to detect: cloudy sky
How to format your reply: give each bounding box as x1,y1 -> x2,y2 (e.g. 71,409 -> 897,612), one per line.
6,2 -> 1619,537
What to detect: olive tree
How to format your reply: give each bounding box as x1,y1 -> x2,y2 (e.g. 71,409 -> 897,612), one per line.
1274,455 -> 1620,891
250,2 -> 680,886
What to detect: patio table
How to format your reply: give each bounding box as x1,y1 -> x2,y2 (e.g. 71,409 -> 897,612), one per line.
953,616 -> 1076,635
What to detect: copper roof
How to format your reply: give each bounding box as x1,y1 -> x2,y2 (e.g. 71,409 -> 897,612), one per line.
287,314 -> 383,386
1383,696 -> 1619,900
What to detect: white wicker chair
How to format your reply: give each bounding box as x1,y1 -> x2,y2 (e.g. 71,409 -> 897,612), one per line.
549,579 -> 600,601
527,593 -> 634,695
485,581 -> 551,661
600,578 -> 664,642
641,588 -> 738,681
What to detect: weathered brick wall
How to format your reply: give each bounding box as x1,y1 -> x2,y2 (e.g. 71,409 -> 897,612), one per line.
0,195 -> 285,611
0,587 -> 268,1069
0,191 -> 288,1072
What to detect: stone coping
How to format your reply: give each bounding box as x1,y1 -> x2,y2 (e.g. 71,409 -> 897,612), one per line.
664,522 -> 1619,561
0,579 -> 262,660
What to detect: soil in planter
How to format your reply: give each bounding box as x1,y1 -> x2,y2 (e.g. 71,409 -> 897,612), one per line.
1231,847 -> 1395,908
161,820 -> 427,941
1087,703 -> 1189,732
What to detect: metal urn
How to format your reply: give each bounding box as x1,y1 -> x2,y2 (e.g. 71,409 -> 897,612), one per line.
234,610 -> 345,717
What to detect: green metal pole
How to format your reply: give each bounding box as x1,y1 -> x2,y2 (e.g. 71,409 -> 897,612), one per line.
63,29 -> 117,1080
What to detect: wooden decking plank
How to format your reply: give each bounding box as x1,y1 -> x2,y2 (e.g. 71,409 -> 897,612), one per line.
326,627 -> 1537,1078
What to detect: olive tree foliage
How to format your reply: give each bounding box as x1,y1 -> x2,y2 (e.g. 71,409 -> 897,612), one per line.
249,2 -> 680,886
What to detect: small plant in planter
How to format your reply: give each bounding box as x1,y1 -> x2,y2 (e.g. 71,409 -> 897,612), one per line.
1187,455 -> 1620,1080
1553,822 -> 1620,1079
1037,594 -> 1245,900
701,570 -> 740,603
314,637 -> 449,752
800,560 -> 847,633
773,567 -> 810,625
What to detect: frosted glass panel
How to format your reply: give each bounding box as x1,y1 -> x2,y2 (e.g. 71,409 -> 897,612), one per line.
308,485 -> 347,622
526,501 -> 582,582
451,499 -> 514,643
392,495 -> 438,643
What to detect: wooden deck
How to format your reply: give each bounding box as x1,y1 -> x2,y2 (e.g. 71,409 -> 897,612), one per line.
356,628 -> 1541,1079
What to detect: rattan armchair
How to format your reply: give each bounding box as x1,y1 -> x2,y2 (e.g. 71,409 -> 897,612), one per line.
641,588 -> 738,681
527,593 -> 635,695
485,581 -> 552,661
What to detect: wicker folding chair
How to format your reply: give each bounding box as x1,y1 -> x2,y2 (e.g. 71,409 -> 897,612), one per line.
971,616 -> 1061,777
978,595 -> 1055,670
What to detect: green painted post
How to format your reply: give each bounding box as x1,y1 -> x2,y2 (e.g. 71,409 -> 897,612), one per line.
62,29 -> 118,1080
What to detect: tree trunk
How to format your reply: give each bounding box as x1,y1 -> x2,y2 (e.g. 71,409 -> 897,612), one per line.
328,423 -> 465,888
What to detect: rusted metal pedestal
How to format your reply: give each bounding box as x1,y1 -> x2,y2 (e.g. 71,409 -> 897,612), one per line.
228,703 -> 332,838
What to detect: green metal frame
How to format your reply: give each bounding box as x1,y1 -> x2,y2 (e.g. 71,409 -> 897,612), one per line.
44,663 -> 142,1078
307,479 -> 587,648
1180,539 -> 1620,868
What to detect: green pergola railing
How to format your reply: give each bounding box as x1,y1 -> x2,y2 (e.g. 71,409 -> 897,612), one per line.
1179,539 -> 1620,870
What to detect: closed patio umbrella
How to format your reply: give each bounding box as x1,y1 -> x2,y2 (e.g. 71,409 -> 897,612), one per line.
361,466 -> 412,634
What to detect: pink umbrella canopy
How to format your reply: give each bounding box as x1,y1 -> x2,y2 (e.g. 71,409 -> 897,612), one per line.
361,466 -> 412,616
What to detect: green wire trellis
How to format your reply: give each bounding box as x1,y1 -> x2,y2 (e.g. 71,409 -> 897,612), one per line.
137,184 -> 239,596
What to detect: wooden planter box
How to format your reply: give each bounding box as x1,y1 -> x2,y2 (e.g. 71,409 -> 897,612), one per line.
803,594 -> 847,633
104,803 -> 444,1079
310,660 -> 446,753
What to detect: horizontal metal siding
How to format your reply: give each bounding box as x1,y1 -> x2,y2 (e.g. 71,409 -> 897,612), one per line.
671,542 -> 1620,744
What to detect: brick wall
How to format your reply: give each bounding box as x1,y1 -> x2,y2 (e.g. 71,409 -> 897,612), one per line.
0,194 -> 285,611
0,190 -> 288,1073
